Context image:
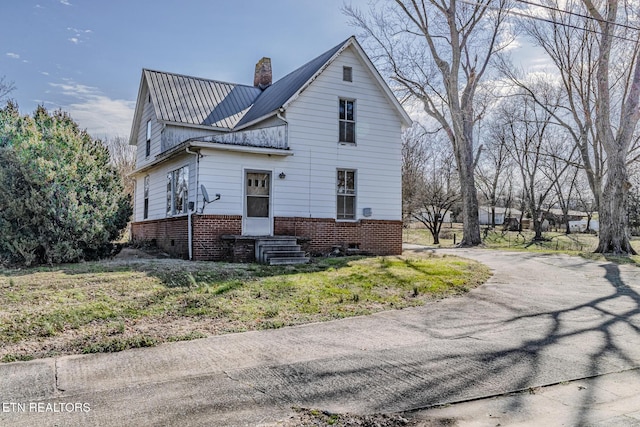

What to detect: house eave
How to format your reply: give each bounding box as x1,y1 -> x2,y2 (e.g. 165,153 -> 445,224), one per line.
130,140 -> 292,176
232,111 -> 278,132
158,120 -> 233,132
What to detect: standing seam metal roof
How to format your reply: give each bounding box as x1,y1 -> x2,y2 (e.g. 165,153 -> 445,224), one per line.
145,69 -> 262,129
235,38 -> 349,127
143,37 -> 351,131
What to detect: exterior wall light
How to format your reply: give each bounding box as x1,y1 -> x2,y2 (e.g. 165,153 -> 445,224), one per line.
279,172 -> 286,179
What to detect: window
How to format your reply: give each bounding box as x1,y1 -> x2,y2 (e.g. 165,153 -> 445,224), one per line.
145,120 -> 151,157
343,66 -> 353,82
143,175 -> 149,219
339,99 -> 355,143
166,166 -> 189,216
246,172 -> 270,218
337,169 -> 356,220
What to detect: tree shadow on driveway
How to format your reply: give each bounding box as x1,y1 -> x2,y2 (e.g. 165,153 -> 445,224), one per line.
227,252 -> 640,423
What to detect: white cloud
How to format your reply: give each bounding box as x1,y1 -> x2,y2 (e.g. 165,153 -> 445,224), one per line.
48,80 -> 135,139
41,71 -> 50,76
67,27 -> 92,34
59,0 -> 71,5
66,27 -> 92,44
6,52 -> 20,59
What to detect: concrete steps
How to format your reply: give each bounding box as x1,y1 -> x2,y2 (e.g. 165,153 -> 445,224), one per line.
255,237 -> 309,265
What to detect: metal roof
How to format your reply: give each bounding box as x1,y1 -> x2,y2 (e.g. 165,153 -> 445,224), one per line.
234,38 -> 349,127
135,36 -> 411,140
141,38 -> 350,132
145,70 -> 261,129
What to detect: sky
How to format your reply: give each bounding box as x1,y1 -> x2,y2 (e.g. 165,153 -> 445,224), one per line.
1,0 -> 372,139
1,1 -> 544,140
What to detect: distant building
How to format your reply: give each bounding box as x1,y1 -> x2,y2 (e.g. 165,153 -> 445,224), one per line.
478,206 -> 522,226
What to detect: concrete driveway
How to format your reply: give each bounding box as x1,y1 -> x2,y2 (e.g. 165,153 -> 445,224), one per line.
1,248 -> 639,426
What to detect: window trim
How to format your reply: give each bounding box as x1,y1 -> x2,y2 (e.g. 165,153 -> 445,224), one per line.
143,175 -> 150,220
338,98 -> 356,144
166,165 -> 189,217
145,120 -> 151,158
343,66 -> 353,82
336,169 -> 357,221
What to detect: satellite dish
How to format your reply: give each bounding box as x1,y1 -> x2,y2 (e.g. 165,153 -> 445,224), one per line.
201,185 -> 210,203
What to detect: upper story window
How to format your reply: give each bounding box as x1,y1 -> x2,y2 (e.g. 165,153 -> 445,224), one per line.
166,166 -> 189,216
343,66 -> 353,82
337,169 -> 356,220
339,99 -> 355,144
143,175 -> 150,220
145,120 -> 152,158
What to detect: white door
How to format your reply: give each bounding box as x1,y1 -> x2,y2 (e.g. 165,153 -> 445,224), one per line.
243,171 -> 272,236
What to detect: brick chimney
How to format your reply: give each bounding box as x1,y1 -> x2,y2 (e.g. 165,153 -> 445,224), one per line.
254,57 -> 272,90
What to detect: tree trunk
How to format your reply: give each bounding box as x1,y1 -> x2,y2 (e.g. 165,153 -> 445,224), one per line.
491,206 -> 496,228
533,218 -> 544,240
457,158 -> 482,246
595,151 -> 636,254
456,112 -> 481,246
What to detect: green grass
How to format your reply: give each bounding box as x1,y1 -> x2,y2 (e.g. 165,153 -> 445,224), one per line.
404,226 -> 640,265
0,254 -> 490,361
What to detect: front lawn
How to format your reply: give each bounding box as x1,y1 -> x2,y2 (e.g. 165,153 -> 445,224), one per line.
0,253 -> 490,362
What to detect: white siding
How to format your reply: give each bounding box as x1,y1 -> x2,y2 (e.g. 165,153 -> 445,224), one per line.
284,46 -> 403,221
133,45 -> 404,223
134,153 -> 196,221
134,83 -> 162,170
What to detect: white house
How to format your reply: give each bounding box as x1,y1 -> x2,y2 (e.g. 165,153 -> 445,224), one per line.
129,37 -> 412,261
478,206 -> 522,225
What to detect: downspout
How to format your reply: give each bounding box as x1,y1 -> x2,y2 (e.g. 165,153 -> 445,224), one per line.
186,146 -> 200,260
277,108 -> 290,235
277,108 -> 288,143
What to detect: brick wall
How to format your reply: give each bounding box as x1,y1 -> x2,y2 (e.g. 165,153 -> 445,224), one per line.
274,217 -> 402,256
192,215 -> 242,261
131,215 -> 402,261
130,217 -> 189,258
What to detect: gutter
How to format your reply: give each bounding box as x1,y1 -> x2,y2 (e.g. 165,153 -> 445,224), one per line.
186,146 -> 200,261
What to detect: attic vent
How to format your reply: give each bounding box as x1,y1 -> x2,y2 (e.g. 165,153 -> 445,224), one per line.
343,66 -> 353,82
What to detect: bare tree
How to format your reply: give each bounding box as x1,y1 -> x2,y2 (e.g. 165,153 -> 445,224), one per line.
345,0 -> 512,246
0,76 -> 15,102
550,140 -> 581,234
104,136 -> 136,196
411,136 -> 460,244
402,124 -> 431,225
503,93 -> 576,240
582,0 -> 640,254
476,115 -> 514,227
501,0 -> 640,254
574,173 -> 597,232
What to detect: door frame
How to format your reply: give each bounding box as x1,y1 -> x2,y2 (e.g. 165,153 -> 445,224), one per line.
242,168 -> 273,236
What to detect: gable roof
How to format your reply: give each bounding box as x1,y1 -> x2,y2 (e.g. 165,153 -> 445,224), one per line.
130,36 -> 411,145
146,70 -> 261,129
234,38 -> 348,128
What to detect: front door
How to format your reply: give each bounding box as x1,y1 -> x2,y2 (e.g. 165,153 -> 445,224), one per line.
243,171 -> 272,236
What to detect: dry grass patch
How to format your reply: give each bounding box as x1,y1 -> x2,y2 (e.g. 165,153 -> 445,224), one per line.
0,253 -> 490,361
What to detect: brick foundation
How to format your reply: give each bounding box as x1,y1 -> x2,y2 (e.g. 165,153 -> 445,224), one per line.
131,215 -> 402,261
192,215 -> 242,261
274,217 -> 402,256
130,217 -> 189,259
